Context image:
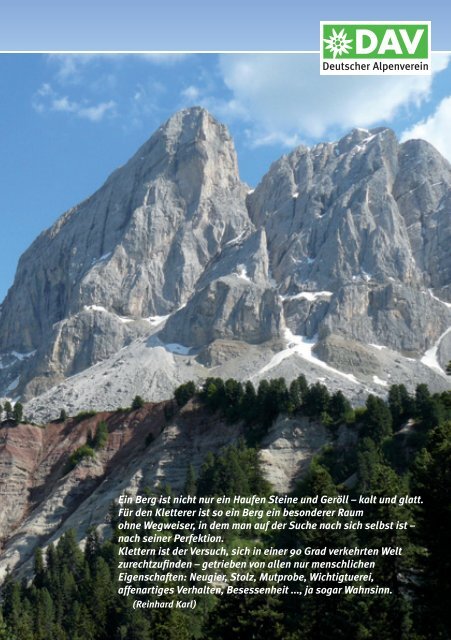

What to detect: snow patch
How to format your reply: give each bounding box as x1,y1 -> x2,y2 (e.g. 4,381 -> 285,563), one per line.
369,344 -> 387,351
163,343 -> 191,356
84,304 -> 173,325
428,289 -> 451,309
1,351 -> 36,369
146,315 -> 170,326
420,326 -> 451,374
11,350 -> 36,361
292,192 -> 299,198
91,252 -> 112,265
233,265 -> 251,282
5,376 -> 20,393
84,305 -> 108,313
256,328 -> 359,385
224,231 -> 246,247
281,291 -> 333,302
373,375 -> 388,387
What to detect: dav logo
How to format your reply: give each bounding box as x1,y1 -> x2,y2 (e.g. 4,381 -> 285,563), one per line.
320,21 -> 431,75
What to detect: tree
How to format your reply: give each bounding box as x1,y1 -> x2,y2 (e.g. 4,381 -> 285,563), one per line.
362,394 -> 393,444
35,588 -> 55,640
174,381 -> 196,408
33,547 -> 46,589
200,377 -> 225,412
0,609 -> 14,640
184,464 -> 196,496
241,380 -> 257,424
411,421 -> 451,637
89,557 -> 115,632
59,408 -> 68,422
268,378 -> 290,415
446,360 -> 451,375
84,527 -> 100,569
4,401 -> 12,421
131,395 -> 145,410
304,382 -> 330,418
92,421 -> 108,449
357,437 -> 382,492
196,441 -> 270,498
329,390 -> 352,423
12,402 -> 23,423
415,383 -> 443,428
288,379 -> 302,412
223,378 -> 244,422
286,462 -> 360,639
204,587 -> 284,640
387,383 -> 412,431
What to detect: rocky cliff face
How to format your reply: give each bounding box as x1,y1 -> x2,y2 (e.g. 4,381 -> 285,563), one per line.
1,109 -> 450,408
247,128 -> 451,356
0,108 -> 252,397
0,402 -> 327,580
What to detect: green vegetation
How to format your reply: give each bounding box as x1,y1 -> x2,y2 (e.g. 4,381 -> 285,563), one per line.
3,401 -> 12,421
195,374 -> 358,435
131,395 -> 145,410
12,402 -> 23,424
91,421 -> 108,450
0,401 -> 23,423
1,378 -> 450,639
174,381 -> 196,407
73,409 -> 97,424
65,444 -> 95,472
67,421 -> 108,472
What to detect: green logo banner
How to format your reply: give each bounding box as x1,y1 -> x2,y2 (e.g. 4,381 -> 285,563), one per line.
320,21 -> 431,75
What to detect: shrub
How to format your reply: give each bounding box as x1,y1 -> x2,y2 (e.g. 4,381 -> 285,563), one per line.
92,421 -> 108,449
131,395 -> 145,410
74,410 -> 97,424
174,381 -> 196,407
66,445 -> 95,472
13,402 -> 23,423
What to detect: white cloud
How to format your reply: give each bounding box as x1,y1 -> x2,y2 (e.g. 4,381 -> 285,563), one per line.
182,85 -> 200,101
218,53 -> 451,145
32,84 -> 116,122
47,53 -> 187,88
48,54 -> 100,83
76,101 -> 116,122
126,82 -> 166,129
401,95 -> 451,162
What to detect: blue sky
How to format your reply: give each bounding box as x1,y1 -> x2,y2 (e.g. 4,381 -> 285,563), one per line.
1,52 -> 451,301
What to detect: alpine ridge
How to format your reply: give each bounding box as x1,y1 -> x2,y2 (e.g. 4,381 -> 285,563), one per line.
0,107 -> 450,418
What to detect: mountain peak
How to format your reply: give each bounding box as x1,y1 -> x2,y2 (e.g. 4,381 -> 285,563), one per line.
0,107 -> 250,398
1,112 -> 450,405
336,126 -> 395,155
146,106 -> 231,154
127,106 -> 241,193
